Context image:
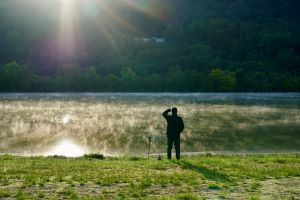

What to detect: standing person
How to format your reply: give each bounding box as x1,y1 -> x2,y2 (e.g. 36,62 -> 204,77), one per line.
162,107 -> 184,160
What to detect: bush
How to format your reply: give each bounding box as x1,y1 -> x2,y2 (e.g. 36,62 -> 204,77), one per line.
84,153 -> 105,160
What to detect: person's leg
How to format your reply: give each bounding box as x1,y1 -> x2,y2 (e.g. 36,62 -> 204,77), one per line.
174,137 -> 180,160
167,137 -> 173,159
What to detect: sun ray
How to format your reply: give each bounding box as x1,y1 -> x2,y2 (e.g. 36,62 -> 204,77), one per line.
59,0 -> 76,60
54,0 -> 165,63
120,0 -> 163,21
95,0 -> 136,33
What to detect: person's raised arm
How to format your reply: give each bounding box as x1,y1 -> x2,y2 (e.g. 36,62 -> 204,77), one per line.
162,108 -> 171,119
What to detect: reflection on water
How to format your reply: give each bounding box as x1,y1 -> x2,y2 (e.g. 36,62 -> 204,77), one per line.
62,115 -> 71,124
44,139 -> 86,157
0,93 -> 299,156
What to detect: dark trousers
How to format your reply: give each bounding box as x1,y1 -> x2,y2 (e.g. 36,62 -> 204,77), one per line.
167,136 -> 180,160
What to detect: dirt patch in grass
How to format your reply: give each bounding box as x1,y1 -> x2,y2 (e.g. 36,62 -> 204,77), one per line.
259,177 -> 300,200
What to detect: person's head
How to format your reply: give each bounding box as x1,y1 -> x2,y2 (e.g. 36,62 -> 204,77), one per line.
171,107 -> 178,115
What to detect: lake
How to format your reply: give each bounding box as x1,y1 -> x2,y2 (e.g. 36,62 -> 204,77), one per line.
0,93 -> 299,156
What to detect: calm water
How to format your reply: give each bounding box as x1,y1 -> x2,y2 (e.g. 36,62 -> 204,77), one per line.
0,93 -> 299,156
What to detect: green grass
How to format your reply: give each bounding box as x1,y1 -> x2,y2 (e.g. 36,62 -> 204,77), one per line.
0,154 -> 299,199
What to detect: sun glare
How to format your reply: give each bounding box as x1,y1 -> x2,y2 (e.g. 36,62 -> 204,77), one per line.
54,0 -> 159,61
44,139 -> 86,157
62,114 -> 71,124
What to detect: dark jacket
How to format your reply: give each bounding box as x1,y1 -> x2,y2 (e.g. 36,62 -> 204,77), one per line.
162,109 -> 184,138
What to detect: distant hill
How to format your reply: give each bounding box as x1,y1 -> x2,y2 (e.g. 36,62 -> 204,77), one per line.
0,0 -> 299,92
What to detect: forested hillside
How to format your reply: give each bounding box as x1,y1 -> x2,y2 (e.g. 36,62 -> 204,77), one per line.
0,0 -> 299,92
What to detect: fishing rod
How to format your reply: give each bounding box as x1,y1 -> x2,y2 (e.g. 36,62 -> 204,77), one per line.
148,136 -> 152,159
147,135 -> 163,160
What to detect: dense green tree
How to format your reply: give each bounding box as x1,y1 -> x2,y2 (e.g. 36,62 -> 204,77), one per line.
209,69 -> 236,91
84,66 -> 101,91
276,49 -> 300,71
2,61 -> 33,91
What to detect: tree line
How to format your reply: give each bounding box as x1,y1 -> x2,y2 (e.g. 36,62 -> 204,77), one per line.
1,61 -> 298,92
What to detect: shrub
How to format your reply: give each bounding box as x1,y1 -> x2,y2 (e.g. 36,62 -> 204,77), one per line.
84,153 -> 105,160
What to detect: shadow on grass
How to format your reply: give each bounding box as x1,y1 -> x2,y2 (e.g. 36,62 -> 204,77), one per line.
173,160 -> 231,183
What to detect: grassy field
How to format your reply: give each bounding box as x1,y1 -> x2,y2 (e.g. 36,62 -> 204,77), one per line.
0,154 -> 300,199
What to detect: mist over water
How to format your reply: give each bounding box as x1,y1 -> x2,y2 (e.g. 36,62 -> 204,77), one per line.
0,93 -> 299,156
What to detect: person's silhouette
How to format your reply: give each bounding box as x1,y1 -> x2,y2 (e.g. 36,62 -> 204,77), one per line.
162,107 -> 184,160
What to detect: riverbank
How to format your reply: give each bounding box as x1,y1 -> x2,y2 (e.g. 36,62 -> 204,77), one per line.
0,154 -> 299,199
